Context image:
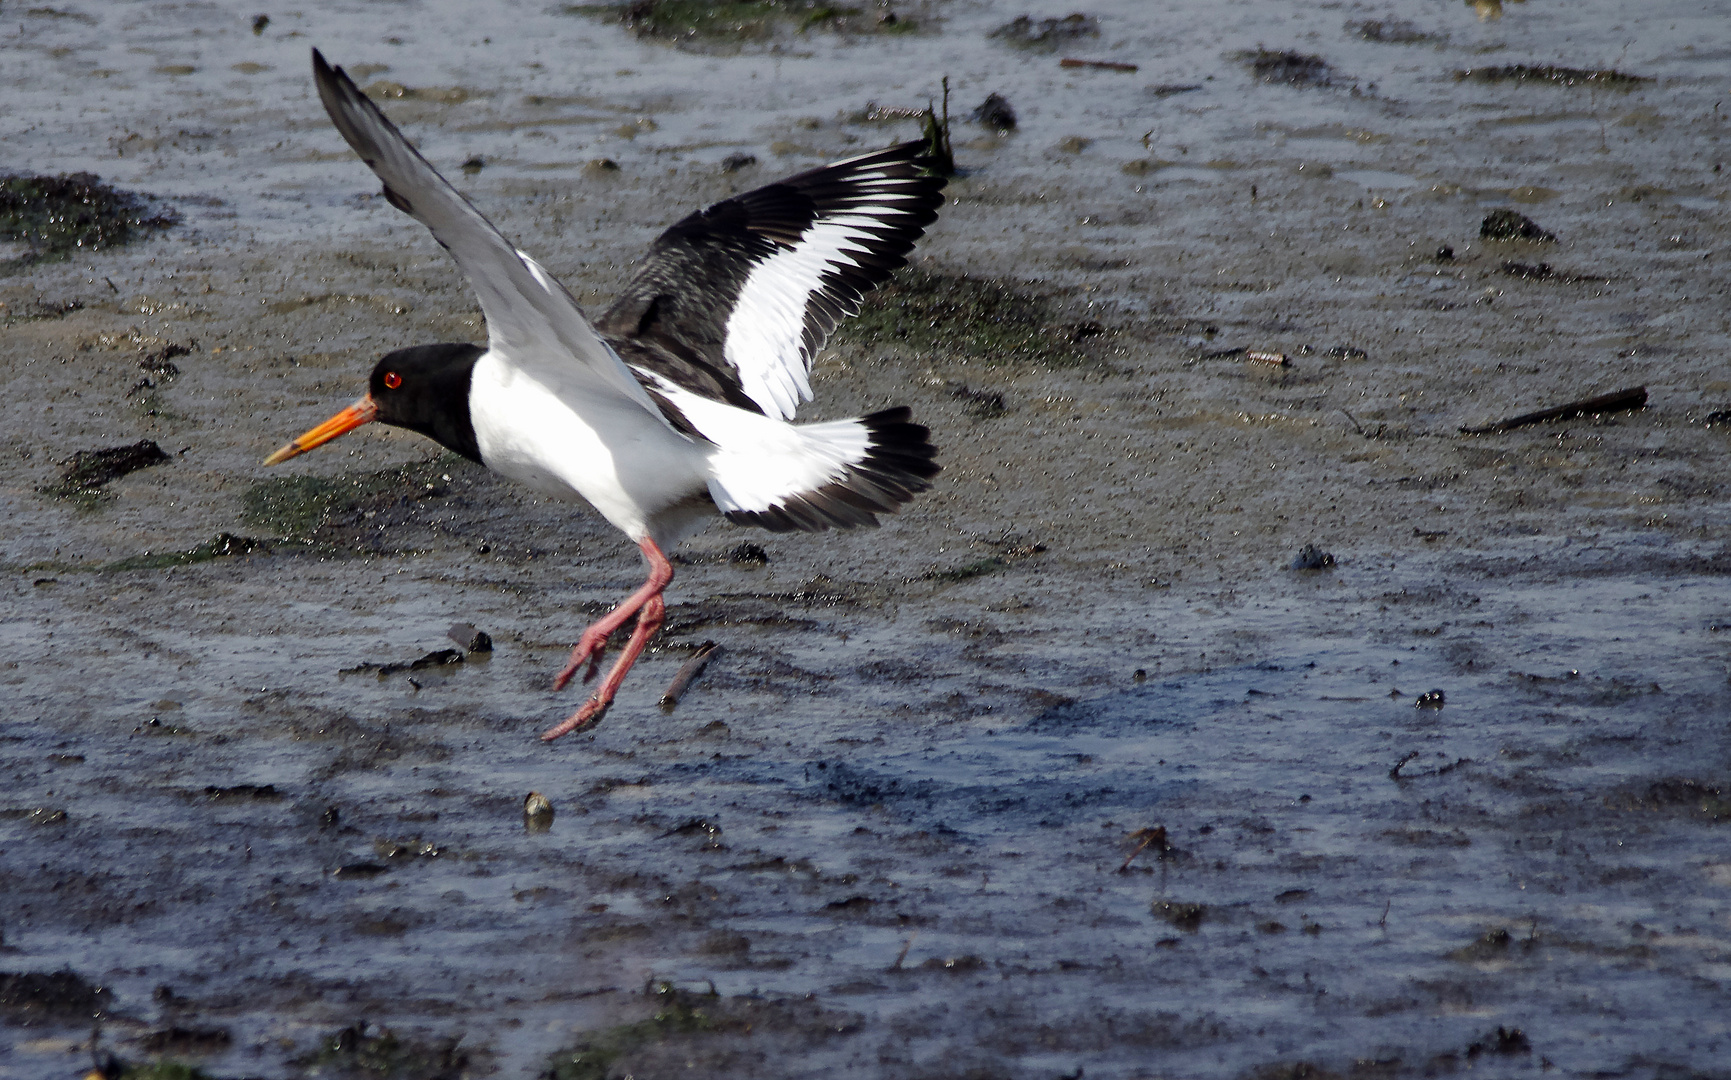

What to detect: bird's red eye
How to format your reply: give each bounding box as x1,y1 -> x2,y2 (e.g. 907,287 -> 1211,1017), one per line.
383,371 -> 402,389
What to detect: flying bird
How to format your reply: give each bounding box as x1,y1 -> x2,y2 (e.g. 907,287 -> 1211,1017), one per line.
266,50 -> 946,740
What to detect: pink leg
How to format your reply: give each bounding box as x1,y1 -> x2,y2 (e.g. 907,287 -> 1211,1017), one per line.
541,538 -> 674,741
552,538 -> 675,692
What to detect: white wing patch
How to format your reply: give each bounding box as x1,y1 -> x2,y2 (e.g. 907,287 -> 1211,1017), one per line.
722,183 -> 935,421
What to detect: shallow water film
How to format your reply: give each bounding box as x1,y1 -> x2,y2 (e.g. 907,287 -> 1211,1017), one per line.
3,0 -> 1729,1077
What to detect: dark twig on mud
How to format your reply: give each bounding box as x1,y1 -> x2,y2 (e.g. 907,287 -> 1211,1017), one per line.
659,641 -> 720,712
1060,58 -> 1139,72
1460,386 -> 1647,434
1389,751 -> 1421,780
1119,826 -> 1171,872
891,931 -> 918,971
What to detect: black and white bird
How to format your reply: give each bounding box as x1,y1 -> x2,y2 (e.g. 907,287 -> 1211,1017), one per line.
266,50 -> 946,740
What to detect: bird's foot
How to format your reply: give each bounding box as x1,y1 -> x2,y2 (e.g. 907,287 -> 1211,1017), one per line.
541,695 -> 610,741
552,633 -> 607,691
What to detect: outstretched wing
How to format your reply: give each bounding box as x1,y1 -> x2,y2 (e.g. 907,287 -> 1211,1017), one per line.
311,49 -> 658,413
598,141 -> 947,421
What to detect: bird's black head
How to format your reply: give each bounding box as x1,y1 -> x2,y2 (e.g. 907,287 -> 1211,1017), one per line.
369,342 -> 486,462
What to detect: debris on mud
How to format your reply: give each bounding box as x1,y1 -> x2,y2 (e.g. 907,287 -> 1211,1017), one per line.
988,13 -> 1099,51
1238,48 -> 1337,88
1246,348 -> 1289,367
1290,544 -> 1335,571
524,791 -> 555,832
660,640 -> 721,710
0,173 -> 178,267
1450,926 -> 1516,961
720,152 -> 758,172
202,783 -> 281,801
1326,344 -> 1368,361
949,381 -> 1008,418
920,79 -> 954,176
1352,18 -> 1443,44
1480,208 -> 1556,242
1500,260 -> 1607,284
42,440 -> 170,499
1460,386 -> 1646,434
847,267 -> 1103,368
341,649 -> 465,677
727,542 -> 769,566
138,341 -> 192,378
1119,825 -> 1175,871
298,1020 -> 469,1080
1060,58 -> 1138,72
970,92 -> 1017,132
1455,64 -> 1653,90
1414,689 -> 1446,709
0,969 -> 111,1023
139,1025 -> 233,1054
242,454 -> 478,550
446,623 -> 493,652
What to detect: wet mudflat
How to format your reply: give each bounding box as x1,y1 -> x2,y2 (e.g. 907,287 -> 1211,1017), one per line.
3,0 -> 1730,1077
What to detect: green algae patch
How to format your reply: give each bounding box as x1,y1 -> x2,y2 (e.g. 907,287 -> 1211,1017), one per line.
299,1022 -> 469,1080
0,172 -> 178,270
844,266 -> 1105,368
101,534 -> 272,573
546,983 -> 718,1080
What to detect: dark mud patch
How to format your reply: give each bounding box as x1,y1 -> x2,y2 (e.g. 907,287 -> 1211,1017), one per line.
569,1 -> 920,46
988,13 -> 1099,52
1610,777 -> 1731,823
0,968 -> 112,1023
0,173 -> 178,269
845,266 -> 1106,368
1456,64 -> 1653,90
1351,18 -> 1443,45
41,440 -> 169,502
545,983 -> 856,1079
1237,49 -> 1339,88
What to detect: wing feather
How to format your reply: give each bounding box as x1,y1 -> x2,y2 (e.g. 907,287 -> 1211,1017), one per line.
598,141 -> 947,421
311,49 -> 658,413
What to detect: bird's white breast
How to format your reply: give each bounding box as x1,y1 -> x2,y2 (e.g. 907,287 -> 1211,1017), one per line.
468,350 -> 710,541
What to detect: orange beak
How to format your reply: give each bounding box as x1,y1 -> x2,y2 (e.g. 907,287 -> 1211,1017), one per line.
263,395 -> 379,465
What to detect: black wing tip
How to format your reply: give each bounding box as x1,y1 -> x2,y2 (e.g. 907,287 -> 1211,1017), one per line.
726,406 -> 940,534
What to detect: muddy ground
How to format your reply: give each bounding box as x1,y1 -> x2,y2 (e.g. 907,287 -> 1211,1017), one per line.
2,1 -> 1729,1077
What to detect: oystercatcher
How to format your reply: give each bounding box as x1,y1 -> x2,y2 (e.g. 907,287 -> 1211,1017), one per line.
266,50 -> 945,740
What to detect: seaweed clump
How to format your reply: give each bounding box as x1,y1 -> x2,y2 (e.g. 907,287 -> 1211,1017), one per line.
0,173 -> 178,267
844,267 -> 1104,368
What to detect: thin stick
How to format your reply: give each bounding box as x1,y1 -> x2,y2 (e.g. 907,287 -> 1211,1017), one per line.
1389,751 -> 1420,780
1460,386 -> 1646,434
659,641 -> 720,712
1061,58 -> 1140,72
891,931 -> 918,971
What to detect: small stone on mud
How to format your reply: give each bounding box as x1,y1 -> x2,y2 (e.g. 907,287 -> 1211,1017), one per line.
251,13 -> 269,34
27,807 -> 68,826
447,623 -> 493,652
333,862 -> 389,879
524,791 -> 554,832
970,93 -> 1017,132
1481,208 -> 1556,242
1415,689 -> 1446,709
721,152 -> 758,173
1290,544 -> 1335,571
585,158 -> 620,175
